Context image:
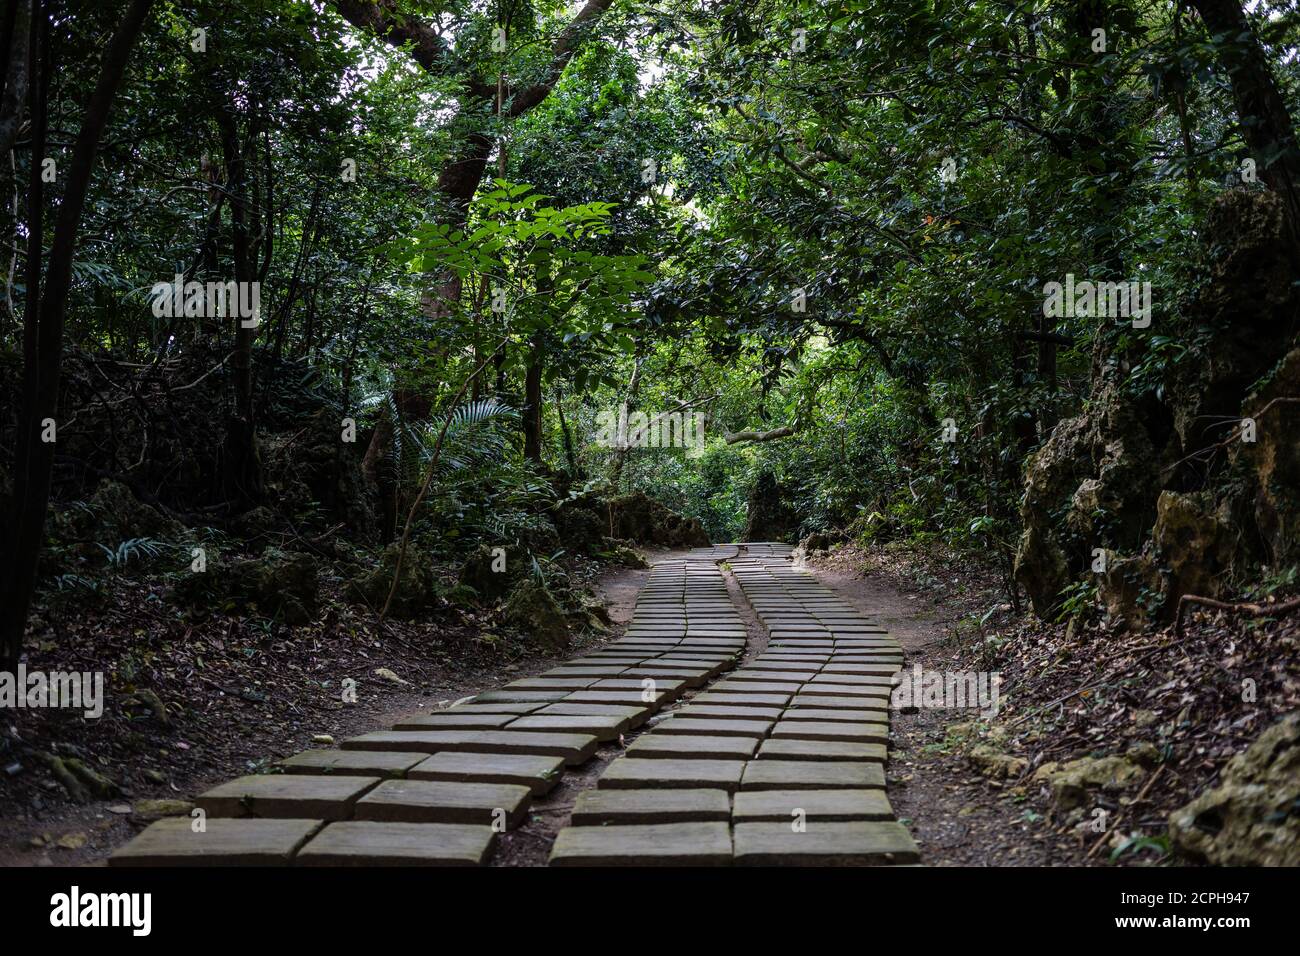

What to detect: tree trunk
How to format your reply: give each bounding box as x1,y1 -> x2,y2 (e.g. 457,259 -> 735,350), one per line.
522,328 -> 544,464
1191,0 -> 1300,241
217,102 -> 264,508
0,0 -> 153,674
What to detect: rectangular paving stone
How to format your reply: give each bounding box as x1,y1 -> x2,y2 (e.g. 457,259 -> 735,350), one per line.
792,695 -> 886,710
408,751 -> 564,795
771,720 -> 889,744
741,760 -> 886,791
732,789 -> 894,822
542,665 -> 627,678
536,702 -> 650,727
354,779 -> 530,827
808,673 -> 897,685
728,670 -> 818,683
446,702 -> 542,715
393,713 -> 514,730
589,677 -> 688,693
677,704 -> 784,721
196,774 -> 379,820
563,690 -> 670,709
505,677 -> 595,691
780,707 -> 887,723
473,690 -> 570,704
278,750 -> 424,778
758,739 -> 888,762
733,821 -> 919,865
799,684 -> 892,700
689,693 -> 797,709
599,758 -> 746,792
507,713 -> 627,741
109,818 -> 323,866
626,734 -> 759,760
342,730 -> 598,765
712,680 -> 804,695
550,821 -> 732,866
296,821 -> 496,866
656,717 -> 774,738
570,788 -> 732,825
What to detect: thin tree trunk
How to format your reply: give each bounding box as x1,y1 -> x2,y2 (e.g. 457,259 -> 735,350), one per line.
0,0 -> 153,674
1191,0 -> 1300,242
522,328 -> 544,464
217,102 -> 264,508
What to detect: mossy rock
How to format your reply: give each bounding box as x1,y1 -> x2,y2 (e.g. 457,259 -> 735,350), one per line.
458,544 -> 515,600
1033,755 -> 1145,812
502,580 -> 570,652
347,543 -> 437,619
173,547 -> 319,624
1170,712 -> 1300,866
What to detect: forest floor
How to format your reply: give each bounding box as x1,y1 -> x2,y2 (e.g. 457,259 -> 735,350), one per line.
0,550 -> 666,867
6,536 -> 1292,867
806,545 -> 1092,865
807,541 -> 1300,867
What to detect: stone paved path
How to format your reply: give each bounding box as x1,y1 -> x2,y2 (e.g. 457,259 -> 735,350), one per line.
110,543 -> 917,866
549,544 -> 918,866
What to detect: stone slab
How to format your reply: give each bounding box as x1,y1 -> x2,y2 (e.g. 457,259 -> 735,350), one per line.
196,774 -> 379,820
408,751 -> 565,795
278,750 -> 424,778
341,730 -> 598,765
779,708 -> 887,724
677,705 -> 784,721
732,789 -> 893,822
549,822 -> 732,866
740,760 -> 886,791
393,713 -> 514,730
570,788 -> 731,825
626,734 -> 759,760
536,702 -> 651,728
109,818 -> 323,866
296,821 -> 496,866
472,690 -> 571,704
446,702 -> 541,715
758,739 -> 888,762
771,720 -> 889,744
733,821 -> 919,865
656,717 -> 774,738
506,713 -> 627,740
354,779 -> 530,827
599,758 -> 746,792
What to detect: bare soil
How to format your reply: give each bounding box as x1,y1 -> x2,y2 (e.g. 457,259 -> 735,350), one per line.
802,548 -> 1091,865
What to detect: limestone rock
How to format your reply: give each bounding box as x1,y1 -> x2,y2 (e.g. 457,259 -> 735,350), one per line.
1033,755 -> 1145,812
1152,491 -> 1236,602
741,471 -> 799,543
458,544 -> 514,601
969,745 -> 1028,780
1100,552 -> 1164,629
502,580 -> 570,652
1169,712 -> 1300,866
347,544 -> 437,619
173,547 -> 319,624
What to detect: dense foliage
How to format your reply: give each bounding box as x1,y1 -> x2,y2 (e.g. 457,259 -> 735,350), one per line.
4,0 -> 1300,664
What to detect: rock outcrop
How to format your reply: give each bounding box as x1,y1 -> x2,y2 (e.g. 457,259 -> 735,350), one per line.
1014,190 -> 1300,626
1169,712 -> 1300,866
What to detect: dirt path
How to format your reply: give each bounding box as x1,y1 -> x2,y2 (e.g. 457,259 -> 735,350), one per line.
803,554 -> 1088,865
